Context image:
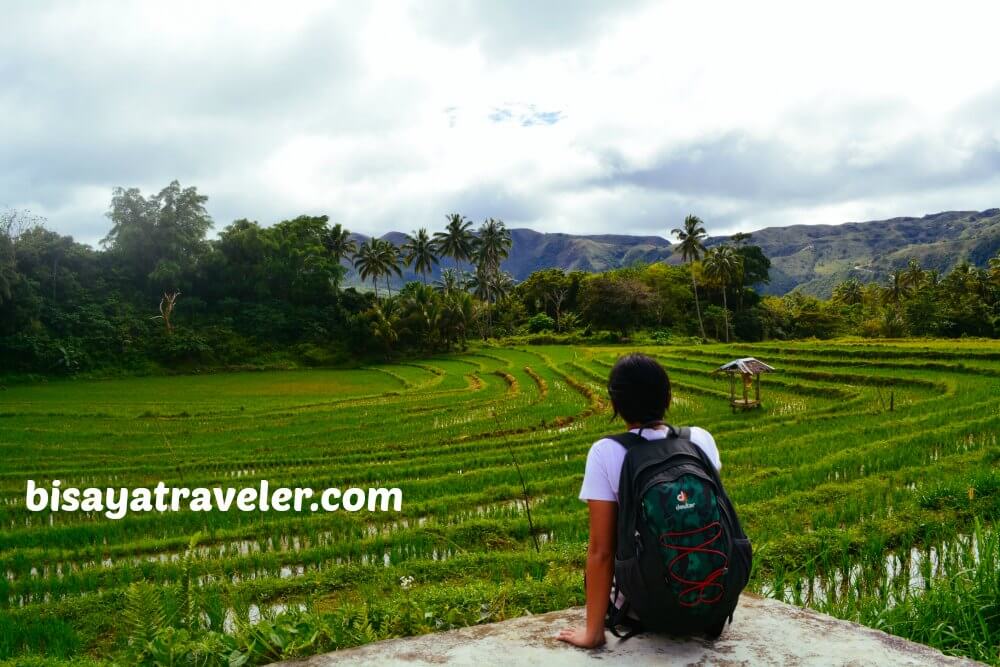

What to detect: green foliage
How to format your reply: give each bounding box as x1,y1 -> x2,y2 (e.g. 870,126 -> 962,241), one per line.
102,181 -> 212,296
0,615 -> 80,660
526,313 -> 555,333
818,521 -> 1000,665
124,583 -> 168,649
579,273 -> 651,337
5,183 -> 1000,381
2,340 -> 1000,665
826,256 -> 1000,340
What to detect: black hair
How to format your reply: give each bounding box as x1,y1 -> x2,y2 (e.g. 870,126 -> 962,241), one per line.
607,353 -> 671,425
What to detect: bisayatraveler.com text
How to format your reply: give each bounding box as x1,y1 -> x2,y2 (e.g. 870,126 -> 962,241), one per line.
25,480 -> 402,520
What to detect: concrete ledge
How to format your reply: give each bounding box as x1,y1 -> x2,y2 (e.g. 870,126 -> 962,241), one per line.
278,595 -> 984,666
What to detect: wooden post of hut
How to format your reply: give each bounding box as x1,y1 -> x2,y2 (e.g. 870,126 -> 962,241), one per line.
713,357 -> 775,412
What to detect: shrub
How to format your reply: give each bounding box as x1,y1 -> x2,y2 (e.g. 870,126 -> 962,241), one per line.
526,313 -> 555,333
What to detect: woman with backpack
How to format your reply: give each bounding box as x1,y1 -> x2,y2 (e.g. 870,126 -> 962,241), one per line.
557,353 -> 750,648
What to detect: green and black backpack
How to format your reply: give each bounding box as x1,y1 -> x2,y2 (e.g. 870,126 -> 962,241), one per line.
605,424 -> 752,640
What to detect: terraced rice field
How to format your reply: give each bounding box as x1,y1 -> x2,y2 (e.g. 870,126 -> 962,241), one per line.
1,340 -> 998,663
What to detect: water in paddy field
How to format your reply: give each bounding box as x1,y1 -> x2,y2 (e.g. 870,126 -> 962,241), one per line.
760,531 -> 987,608
222,602 -> 309,633
2,496 -> 540,594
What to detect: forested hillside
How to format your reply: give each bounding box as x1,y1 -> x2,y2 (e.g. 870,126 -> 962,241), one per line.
724,209 -> 1000,296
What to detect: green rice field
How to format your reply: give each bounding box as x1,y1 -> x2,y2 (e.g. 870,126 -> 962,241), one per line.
1,340 -> 998,664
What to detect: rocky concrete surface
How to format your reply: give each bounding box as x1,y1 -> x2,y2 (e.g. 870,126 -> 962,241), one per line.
277,594 -> 984,666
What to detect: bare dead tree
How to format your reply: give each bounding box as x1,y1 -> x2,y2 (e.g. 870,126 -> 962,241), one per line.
1,208 -> 46,261
152,291 -> 180,333
544,285 -> 570,332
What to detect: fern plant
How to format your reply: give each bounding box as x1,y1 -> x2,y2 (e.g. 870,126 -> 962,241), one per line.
123,582 -> 166,661
177,532 -> 202,632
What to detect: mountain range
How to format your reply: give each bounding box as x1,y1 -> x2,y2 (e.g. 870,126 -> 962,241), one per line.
347,209 -> 1000,297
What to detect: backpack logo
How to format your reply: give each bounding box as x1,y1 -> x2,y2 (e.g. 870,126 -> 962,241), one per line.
675,489 -> 695,511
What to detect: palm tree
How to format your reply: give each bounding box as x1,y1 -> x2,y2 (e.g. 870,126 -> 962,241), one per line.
468,218 -> 512,338
925,268 -> 941,288
402,228 -> 439,283
475,217 -> 512,279
730,232 -> 752,248
435,268 -> 462,294
987,252 -> 1000,289
376,238 -> 402,297
489,271 -> 516,302
369,301 -> 400,357
701,245 -> 743,342
832,278 -> 863,306
671,214 -> 708,339
466,264 -> 492,301
949,261 -> 988,298
322,223 -> 357,265
353,238 -> 383,299
900,258 -> 926,291
434,214 -> 475,273
399,282 -> 442,352
442,289 -> 474,350
885,271 -> 907,304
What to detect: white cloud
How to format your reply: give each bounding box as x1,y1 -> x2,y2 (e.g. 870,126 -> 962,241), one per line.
2,0 -> 999,245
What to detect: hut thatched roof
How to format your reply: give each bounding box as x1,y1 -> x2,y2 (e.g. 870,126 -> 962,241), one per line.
714,357 -> 775,375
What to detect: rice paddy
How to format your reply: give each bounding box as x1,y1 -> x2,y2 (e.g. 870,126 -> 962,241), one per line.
1,340 -> 998,664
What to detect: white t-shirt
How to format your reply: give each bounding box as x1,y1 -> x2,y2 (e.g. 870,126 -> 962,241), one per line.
578,426 -> 721,503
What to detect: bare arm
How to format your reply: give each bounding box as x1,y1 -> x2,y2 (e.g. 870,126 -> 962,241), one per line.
557,500 -> 617,648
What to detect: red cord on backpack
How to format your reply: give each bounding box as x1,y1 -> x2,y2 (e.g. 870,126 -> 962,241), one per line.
659,521 -> 728,606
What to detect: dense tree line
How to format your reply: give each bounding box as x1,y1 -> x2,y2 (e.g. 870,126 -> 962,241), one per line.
0,183 -> 522,375
2,181 -> 998,377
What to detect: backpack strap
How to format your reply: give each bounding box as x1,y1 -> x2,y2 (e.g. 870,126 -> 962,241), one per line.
605,576 -> 645,641
606,431 -> 645,450
608,615 -> 644,641
607,423 -> 681,450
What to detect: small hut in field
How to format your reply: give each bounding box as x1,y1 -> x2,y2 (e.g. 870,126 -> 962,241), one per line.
714,357 -> 775,412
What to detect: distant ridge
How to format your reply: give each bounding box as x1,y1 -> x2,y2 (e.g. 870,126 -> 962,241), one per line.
347,208 -> 1000,296
712,208 -> 1000,296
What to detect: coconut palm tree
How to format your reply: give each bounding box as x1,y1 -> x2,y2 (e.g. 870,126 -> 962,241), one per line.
353,238 -> 383,299
475,217 -> 512,279
369,301 -> 399,357
832,278 -> 864,306
987,252 -> 1000,289
435,268 -> 462,294
467,218 -> 512,337
701,245 -> 743,342
402,228 -> 439,283
730,231 -> 752,248
322,223 -> 357,265
399,282 -> 443,352
900,258 -> 926,291
376,238 -> 402,297
434,214 -> 476,273
489,270 -> 516,302
466,264 -> 492,301
671,214 -> 708,339
948,261 -> 988,299
885,271 -> 907,304
925,269 -> 941,288
442,289 -> 474,350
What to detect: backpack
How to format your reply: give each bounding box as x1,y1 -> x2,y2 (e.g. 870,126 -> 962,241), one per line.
604,425 -> 752,640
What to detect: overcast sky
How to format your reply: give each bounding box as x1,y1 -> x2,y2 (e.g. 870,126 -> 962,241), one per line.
3,1 -> 1000,246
